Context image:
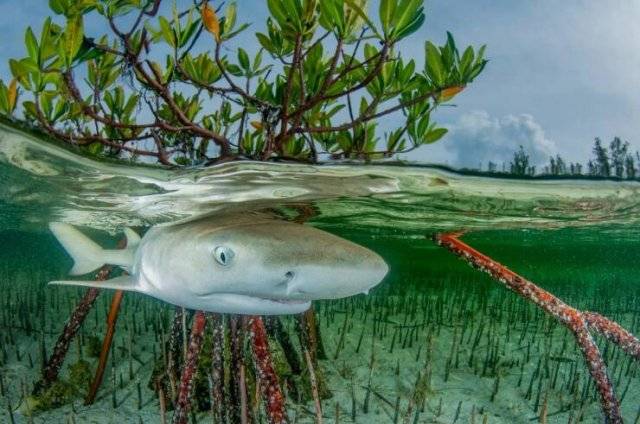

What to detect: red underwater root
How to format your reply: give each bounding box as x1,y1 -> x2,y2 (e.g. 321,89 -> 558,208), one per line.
228,315 -> 249,423
172,311 -> 207,424
208,313 -> 226,423
85,289 -> 124,405
33,266 -> 112,395
435,232 -> 640,424
582,312 -> 640,360
248,316 -> 288,424
35,237 -> 127,396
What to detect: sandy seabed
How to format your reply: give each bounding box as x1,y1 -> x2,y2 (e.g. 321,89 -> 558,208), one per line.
1,275 -> 638,424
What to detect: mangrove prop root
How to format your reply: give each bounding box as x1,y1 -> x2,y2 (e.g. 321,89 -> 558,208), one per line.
167,307 -> 184,401
248,316 -> 289,424
208,313 -> 226,424
304,348 -> 323,424
434,232 -> 640,424
298,308 -> 321,364
172,311 -> 207,424
313,311 -> 328,361
229,315 -> 249,423
239,364 -> 250,424
155,378 -> 168,424
35,237 -> 127,395
33,266 -> 111,395
85,289 -> 124,405
266,316 -> 302,375
582,312 -> 640,360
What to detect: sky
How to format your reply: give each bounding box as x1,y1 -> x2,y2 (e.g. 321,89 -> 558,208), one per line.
1,1 -> 639,168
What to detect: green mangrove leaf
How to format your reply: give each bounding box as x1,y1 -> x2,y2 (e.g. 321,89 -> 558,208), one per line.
238,48 -> 250,72
423,127 -> 447,144
25,28 -> 39,64
345,0 -> 382,39
62,14 -> 84,67
425,41 -> 444,87
379,0 -> 396,36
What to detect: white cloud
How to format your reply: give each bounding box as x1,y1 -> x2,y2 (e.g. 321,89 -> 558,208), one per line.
442,111 -> 557,169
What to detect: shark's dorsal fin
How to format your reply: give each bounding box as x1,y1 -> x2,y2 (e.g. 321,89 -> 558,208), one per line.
124,227 -> 141,249
49,275 -> 138,292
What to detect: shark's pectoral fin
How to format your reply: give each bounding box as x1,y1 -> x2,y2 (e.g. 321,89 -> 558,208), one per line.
49,275 -> 138,292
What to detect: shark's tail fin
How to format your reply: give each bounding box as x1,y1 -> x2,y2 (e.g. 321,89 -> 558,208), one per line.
50,222 -> 104,275
49,222 -> 137,275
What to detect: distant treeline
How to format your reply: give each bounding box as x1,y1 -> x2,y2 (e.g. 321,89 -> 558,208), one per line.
482,137 -> 639,179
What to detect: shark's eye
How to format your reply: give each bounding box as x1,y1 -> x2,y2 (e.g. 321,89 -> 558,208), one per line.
213,246 -> 235,266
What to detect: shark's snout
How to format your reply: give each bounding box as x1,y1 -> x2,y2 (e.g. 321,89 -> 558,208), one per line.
281,247 -> 389,300
356,251 -> 389,293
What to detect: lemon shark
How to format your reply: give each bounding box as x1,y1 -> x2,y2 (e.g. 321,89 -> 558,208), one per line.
48,214 -> 388,315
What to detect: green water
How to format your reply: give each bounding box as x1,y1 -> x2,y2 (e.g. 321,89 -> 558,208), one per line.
0,120 -> 638,422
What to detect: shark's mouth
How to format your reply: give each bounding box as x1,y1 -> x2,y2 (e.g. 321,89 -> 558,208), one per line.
260,297 -> 309,305
197,292 -> 312,315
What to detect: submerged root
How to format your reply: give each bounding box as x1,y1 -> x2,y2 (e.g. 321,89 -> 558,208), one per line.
34,237 -> 127,398
144,311 -> 328,423
297,308 -> 332,401
33,267 -> 112,396
582,311 -> 640,360
208,313 -> 225,423
265,317 -> 302,376
172,311 -> 207,424
248,316 -> 288,424
21,359 -> 92,415
298,307 -> 328,362
435,232 -> 640,424
228,315 -> 251,423
85,289 -> 124,405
